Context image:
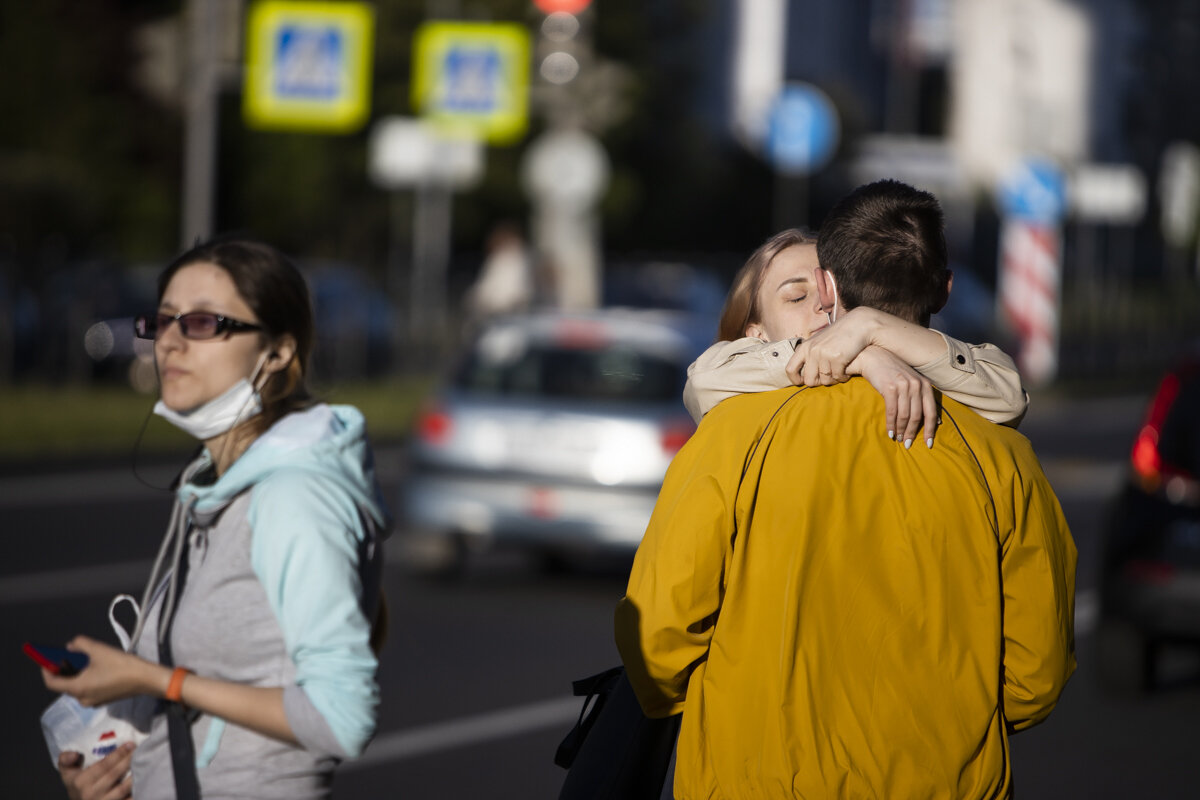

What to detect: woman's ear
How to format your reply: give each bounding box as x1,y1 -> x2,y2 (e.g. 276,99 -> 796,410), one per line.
264,334 -> 297,374
744,322 -> 768,342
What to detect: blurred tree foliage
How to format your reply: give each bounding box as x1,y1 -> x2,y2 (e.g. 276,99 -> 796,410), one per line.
0,0 -> 774,283
591,0 -> 773,255
0,0 -> 181,264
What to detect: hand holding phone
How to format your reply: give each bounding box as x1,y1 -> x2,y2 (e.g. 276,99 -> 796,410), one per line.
23,642 -> 90,677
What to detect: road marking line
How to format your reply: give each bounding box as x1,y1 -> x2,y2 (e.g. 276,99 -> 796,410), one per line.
344,695 -> 581,770
1041,460 -> 1126,499
0,448 -> 407,509
345,590 -> 1101,769
0,468 -> 178,508
1075,588 -> 1098,637
346,592 -> 1103,770
0,560 -> 154,605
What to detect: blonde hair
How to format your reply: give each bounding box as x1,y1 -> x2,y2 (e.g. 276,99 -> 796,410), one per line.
717,229 -> 818,341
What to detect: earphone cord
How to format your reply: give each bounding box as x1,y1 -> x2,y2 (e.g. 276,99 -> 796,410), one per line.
131,401 -> 175,492
211,359 -> 269,476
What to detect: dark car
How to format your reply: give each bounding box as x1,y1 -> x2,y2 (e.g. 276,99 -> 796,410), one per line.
1097,348 -> 1200,692
301,261 -> 396,380
41,261 -> 158,385
400,307 -> 713,575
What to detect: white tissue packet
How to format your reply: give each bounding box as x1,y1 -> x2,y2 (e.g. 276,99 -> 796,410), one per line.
40,694 -> 152,767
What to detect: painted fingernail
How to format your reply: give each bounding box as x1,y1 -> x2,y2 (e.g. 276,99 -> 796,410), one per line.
926,438 -> 934,449
887,430 -> 894,440
904,439 -> 913,450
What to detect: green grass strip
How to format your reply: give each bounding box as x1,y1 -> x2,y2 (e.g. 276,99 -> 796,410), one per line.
0,376 -> 435,461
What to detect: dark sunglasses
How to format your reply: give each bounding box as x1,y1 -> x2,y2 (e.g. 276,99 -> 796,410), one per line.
134,312 -> 264,341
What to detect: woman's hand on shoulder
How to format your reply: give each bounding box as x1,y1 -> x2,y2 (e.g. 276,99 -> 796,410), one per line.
853,346 -> 939,448
58,744 -> 134,800
786,307 -> 881,386
41,636 -> 167,708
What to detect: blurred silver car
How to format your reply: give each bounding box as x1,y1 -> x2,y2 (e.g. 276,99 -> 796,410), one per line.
400,308 -> 712,573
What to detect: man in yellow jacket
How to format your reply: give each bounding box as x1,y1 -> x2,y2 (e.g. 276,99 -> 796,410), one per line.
616,180 -> 1077,799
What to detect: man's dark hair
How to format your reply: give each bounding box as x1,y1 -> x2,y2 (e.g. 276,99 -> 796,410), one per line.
816,179 -> 949,326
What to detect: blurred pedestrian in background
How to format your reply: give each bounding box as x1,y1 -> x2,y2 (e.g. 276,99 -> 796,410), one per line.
617,180 -> 1076,798
463,220 -> 536,328
37,237 -> 390,800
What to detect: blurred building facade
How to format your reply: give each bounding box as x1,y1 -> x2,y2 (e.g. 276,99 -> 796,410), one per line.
3,0 -> 1199,386
676,0 -> 1200,381
694,0 -> 1147,196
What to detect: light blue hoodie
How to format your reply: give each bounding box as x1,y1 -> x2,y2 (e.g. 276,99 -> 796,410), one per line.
131,404 -> 390,800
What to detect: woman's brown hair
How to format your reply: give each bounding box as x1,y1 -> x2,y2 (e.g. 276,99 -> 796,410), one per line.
716,229 -> 818,342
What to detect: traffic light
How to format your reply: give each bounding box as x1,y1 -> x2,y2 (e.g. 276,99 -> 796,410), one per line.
532,0 -> 592,13
531,0 -> 593,87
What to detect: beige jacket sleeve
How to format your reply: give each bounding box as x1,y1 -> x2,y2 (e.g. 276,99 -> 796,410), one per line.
916,332 -> 1029,427
682,337 -> 797,423
683,332 -> 1029,426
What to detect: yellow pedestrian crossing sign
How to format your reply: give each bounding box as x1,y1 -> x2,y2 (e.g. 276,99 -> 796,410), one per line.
412,22 -> 531,145
243,1 -> 374,133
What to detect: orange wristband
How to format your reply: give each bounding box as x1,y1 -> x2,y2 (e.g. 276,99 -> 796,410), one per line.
165,666 -> 192,703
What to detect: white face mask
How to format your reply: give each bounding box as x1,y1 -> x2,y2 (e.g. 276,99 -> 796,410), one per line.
825,271 -> 840,326
153,353 -> 268,441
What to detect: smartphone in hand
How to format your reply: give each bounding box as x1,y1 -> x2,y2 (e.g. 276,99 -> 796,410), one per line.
23,642 -> 89,676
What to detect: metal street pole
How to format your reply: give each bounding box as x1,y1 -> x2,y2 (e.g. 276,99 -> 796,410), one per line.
181,0 -> 222,247
411,181 -> 452,358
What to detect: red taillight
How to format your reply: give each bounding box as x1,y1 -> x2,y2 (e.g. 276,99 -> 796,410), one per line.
553,319 -> 609,349
1130,430 -> 1162,482
527,487 -> 558,519
416,404 -> 452,445
660,418 -> 696,455
1131,372 -> 1181,488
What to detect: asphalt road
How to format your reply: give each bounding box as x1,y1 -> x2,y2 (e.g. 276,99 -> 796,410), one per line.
2,389 -> 1198,799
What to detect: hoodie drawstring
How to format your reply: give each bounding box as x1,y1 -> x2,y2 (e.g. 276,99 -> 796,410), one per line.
129,459 -> 208,654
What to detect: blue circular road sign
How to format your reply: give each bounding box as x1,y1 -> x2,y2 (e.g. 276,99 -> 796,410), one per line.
998,157 -> 1067,223
766,83 -> 840,176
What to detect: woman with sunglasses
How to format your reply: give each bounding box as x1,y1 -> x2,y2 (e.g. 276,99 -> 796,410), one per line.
40,237 -> 390,800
